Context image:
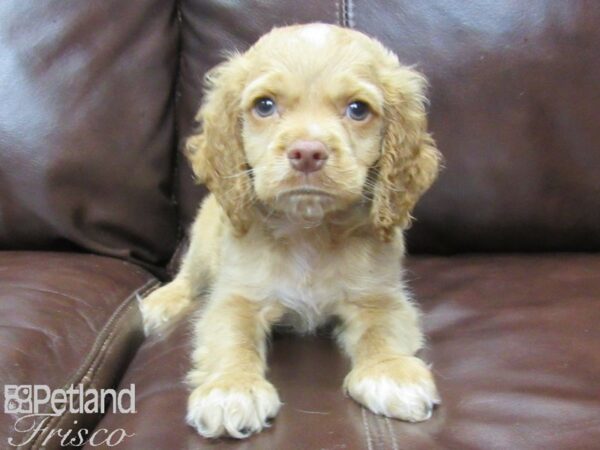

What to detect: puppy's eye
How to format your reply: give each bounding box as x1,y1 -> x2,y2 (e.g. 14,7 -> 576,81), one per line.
253,97 -> 277,117
346,101 -> 370,121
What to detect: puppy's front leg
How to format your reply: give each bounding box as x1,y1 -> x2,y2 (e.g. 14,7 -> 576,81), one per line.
140,277 -> 192,334
337,293 -> 440,422
186,295 -> 283,439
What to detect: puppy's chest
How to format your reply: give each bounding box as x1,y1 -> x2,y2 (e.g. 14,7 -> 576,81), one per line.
269,241 -> 349,328
277,241 -> 333,290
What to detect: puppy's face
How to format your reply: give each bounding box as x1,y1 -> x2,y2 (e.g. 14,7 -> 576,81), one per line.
188,24 -> 441,240
240,25 -> 385,224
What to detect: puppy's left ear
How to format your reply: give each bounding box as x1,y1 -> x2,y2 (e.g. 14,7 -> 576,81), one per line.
185,54 -> 254,236
371,64 -> 442,242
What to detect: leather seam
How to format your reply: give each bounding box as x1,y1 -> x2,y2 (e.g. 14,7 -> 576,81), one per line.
171,0 -> 185,267
26,279 -> 159,450
338,0 -> 354,27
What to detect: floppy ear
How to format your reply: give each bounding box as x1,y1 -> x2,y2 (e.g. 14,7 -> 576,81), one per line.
371,65 -> 442,242
185,54 -> 254,236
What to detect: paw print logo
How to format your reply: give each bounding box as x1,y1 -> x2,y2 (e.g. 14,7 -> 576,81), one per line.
4,385 -> 33,414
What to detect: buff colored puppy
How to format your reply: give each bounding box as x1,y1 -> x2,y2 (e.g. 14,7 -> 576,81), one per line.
141,23 -> 442,439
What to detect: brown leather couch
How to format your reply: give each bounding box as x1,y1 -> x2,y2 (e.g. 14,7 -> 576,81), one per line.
1,1 -> 599,449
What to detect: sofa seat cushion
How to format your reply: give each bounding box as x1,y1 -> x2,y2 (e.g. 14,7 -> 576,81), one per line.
0,251 -> 158,450
88,255 -> 600,450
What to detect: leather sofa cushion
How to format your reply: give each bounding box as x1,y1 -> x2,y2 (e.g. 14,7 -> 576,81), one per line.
0,0 -> 179,266
0,252 -> 158,449
352,0 -> 600,253
87,255 -> 600,449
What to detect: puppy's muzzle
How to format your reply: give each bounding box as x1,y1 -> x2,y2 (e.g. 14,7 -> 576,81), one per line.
286,140 -> 329,174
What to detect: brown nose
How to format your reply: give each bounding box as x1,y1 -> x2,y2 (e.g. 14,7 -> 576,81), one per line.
287,140 -> 329,173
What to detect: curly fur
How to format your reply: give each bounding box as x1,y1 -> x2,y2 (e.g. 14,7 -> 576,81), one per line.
373,64 -> 441,240
186,54 -> 255,235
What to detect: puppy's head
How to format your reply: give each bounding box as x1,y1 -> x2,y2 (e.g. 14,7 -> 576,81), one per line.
187,23 -> 441,240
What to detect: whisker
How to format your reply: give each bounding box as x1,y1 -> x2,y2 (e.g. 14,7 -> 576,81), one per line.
221,166 -> 267,179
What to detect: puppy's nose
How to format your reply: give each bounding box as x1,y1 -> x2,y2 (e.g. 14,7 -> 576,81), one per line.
287,140 -> 329,173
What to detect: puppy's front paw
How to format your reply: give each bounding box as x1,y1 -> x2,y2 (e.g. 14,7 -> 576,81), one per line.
344,355 -> 440,422
186,374 -> 281,439
139,282 -> 190,335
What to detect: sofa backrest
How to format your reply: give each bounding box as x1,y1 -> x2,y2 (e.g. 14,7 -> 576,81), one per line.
0,0 -> 179,267
1,0 -> 598,264
176,0 -> 600,253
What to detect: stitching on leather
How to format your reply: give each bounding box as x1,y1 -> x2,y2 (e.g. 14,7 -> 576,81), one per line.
361,407 -> 374,450
384,417 -> 399,450
26,279 -> 159,449
169,0 -> 185,273
346,0 -> 354,28
371,415 -> 386,450
338,0 -> 354,27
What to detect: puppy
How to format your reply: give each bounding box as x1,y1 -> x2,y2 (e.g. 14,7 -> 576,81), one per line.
141,23 -> 442,439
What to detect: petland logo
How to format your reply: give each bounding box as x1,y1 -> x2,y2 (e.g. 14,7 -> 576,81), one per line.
4,384 -> 136,447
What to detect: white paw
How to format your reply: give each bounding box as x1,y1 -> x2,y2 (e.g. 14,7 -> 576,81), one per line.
139,283 -> 190,335
186,375 -> 281,439
345,356 -> 440,422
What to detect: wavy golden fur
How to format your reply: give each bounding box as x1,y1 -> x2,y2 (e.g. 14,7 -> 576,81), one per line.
142,23 -> 442,439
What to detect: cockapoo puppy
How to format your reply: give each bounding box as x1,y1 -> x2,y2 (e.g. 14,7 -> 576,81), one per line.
141,23 -> 442,439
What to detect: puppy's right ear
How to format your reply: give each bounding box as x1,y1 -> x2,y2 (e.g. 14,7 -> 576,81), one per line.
185,54 -> 254,235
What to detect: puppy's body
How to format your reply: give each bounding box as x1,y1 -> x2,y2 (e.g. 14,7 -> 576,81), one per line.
141,23 -> 441,439
180,195 -> 406,332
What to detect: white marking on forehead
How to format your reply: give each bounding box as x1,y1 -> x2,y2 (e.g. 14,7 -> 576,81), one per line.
297,24 -> 332,47
307,124 -> 324,138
